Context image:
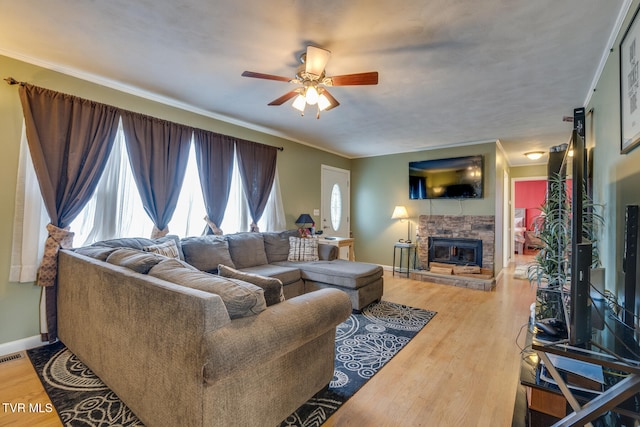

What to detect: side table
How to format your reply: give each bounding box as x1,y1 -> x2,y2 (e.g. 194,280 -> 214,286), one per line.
318,237 -> 355,261
393,242 -> 416,277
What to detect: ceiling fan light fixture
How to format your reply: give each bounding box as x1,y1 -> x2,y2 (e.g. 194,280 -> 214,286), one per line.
317,93 -> 331,111
305,85 -> 319,105
292,94 -> 306,112
242,45 -> 378,117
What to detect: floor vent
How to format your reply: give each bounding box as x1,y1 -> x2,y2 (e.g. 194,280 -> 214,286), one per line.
0,352 -> 24,365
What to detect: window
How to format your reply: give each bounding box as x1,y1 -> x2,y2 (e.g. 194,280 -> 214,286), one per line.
69,123 -> 285,244
330,183 -> 341,231
12,118 -> 286,282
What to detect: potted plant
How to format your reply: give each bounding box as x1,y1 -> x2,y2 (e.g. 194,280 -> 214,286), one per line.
527,172 -> 604,319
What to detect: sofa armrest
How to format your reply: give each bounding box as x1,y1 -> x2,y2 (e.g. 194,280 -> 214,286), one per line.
318,243 -> 338,260
202,288 -> 351,383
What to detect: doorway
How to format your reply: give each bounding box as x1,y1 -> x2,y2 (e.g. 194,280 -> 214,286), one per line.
511,176 -> 547,261
320,165 -> 350,238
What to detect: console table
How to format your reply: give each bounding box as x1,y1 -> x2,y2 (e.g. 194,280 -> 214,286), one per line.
318,237 -> 355,261
393,242 -> 416,277
520,304 -> 640,426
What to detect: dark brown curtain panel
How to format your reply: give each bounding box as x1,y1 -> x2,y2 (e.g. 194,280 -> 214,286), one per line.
121,111 -> 192,237
192,130 -> 235,234
235,140 -> 278,232
19,84 -> 120,341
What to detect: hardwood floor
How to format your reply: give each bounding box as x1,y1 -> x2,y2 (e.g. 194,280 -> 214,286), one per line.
324,256 -> 537,426
0,352 -> 61,426
0,256 -> 537,427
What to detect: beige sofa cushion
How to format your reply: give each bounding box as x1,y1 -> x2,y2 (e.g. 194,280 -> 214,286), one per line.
226,233 -> 269,269
149,258 -> 266,318
89,235 -> 185,260
106,248 -> 166,274
284,259 -> 383,290
218,264 -> 285,306
237,264 -> 302,286
143,240 -> 180,259
73,246 -> 118,261
181,235 -> 235,273
262,230 -> 298,263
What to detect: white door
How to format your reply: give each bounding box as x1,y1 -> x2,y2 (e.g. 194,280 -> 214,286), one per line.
321,165 -> 350,238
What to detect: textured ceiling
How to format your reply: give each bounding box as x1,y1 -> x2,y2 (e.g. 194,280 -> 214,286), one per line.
0,0 -> 627,165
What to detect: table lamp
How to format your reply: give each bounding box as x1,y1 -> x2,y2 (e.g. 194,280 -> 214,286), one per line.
295,213 -> 315,237
391,206 -> 411,243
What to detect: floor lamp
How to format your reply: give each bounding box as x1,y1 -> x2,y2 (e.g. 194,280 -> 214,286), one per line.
391,205 -> 411,243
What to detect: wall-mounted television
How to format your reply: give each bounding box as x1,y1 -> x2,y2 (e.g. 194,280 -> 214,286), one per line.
409,155 -> 483,199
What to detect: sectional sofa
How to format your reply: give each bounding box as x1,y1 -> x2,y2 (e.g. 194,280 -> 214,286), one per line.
56,230 -> 384,426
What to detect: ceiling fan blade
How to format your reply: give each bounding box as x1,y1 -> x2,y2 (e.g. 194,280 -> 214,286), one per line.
329,71 -> 379,86
242,71 -> 292,82
305,46 -> 331,77
268,90 -> 300,106
320,88 -> 340,111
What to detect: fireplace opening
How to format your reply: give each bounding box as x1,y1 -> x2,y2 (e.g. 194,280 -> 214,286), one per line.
428,237 -> 483,267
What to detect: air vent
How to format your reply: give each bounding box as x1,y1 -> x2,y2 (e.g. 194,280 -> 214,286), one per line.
0,352 -> 24,365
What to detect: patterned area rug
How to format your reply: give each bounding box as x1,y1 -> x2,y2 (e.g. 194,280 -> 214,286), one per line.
27,300 -> 436,426
26,340 -> 142,426
280,300 -> 436,426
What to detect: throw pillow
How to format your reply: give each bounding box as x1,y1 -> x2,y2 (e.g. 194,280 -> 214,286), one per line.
148,259 -> 266,318
143,240 -> 180,259
90,235 -> 185,260
287,237 -> 319,262
217,264 -> 285,306
106,248 -> 165,274
180,235 -> 235,273
73,246 -> 118,261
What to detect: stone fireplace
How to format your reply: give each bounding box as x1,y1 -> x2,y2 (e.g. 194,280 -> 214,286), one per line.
413,214 -> 496,291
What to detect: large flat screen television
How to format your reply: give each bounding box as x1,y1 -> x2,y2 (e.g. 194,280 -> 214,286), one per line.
409,155 -> 483,199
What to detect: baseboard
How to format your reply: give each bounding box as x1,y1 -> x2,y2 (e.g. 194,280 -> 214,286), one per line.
0,335 -> 45,356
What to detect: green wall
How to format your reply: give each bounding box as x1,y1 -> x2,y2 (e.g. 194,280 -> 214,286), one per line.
0,54 -> 350,346
510,164 -> 547,179
351,142 -> 499,268
587,0 -> 640,312
0,57 -> 41,346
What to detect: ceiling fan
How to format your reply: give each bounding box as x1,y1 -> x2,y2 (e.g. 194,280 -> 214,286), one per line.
242,46 -> 378,118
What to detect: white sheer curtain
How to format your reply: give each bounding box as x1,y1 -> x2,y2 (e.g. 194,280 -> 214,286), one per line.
69,128 -> 285,242
10,122 -> 48,283
14,122 -> 287,263
220,155 -> 286,233
170,143 -> 207,237
259,166 -> 286,231
71,120 -> 154,245
10,122 -> 49,335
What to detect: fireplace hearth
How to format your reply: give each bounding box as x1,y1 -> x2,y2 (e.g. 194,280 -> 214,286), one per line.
428,237 -> 483,267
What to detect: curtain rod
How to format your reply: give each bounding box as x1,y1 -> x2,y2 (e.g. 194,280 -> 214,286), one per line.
4,76 -> 284,152
4,77 -> 25,85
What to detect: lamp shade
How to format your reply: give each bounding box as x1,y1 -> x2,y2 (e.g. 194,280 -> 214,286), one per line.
391,206 -> 409,220
295,214 -> 315,227
292,94 -> 306,112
